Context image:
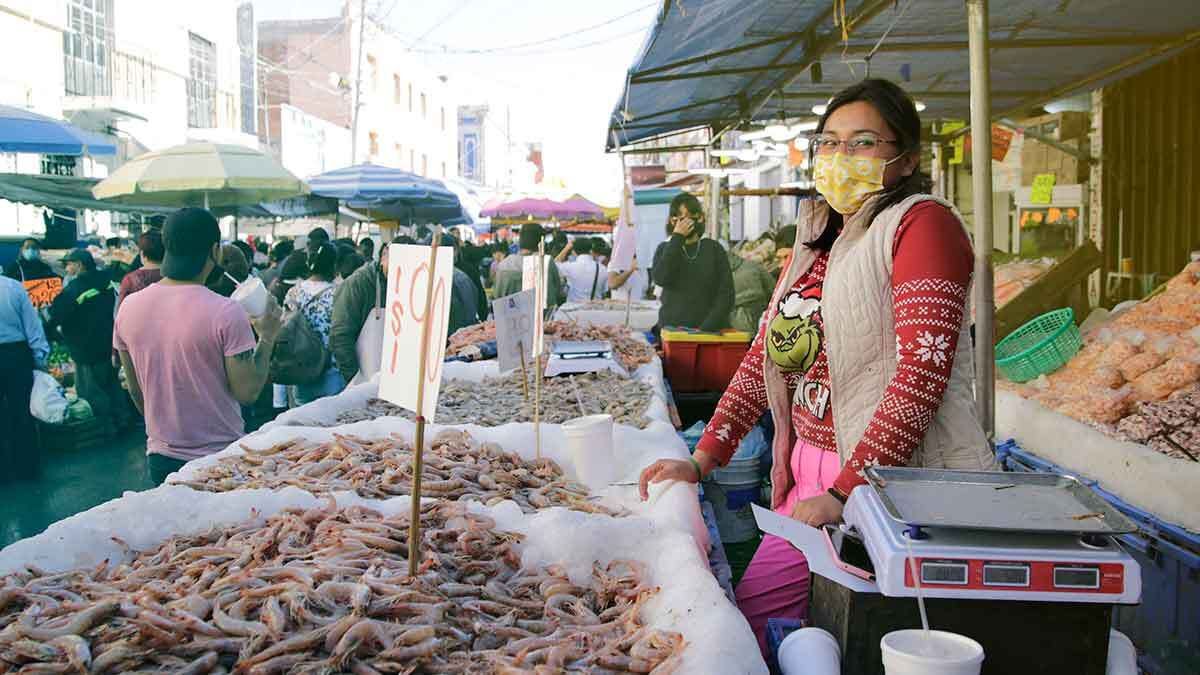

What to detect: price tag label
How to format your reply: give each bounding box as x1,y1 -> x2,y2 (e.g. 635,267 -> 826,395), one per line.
23,277 -> 63,309
1031,173 -> 1056,205
522,254 -> 549,355
378,243 -> 454,421
493,289 -> 535,373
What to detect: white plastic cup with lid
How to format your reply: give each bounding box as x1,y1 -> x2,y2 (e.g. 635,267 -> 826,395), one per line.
562,414 -> 615,490
232,276 -> 269,317
881,630 -> 984,675
778,627 -> 840,675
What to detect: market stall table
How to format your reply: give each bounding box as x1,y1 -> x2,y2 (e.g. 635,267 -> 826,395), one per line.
553,299 -> 661,332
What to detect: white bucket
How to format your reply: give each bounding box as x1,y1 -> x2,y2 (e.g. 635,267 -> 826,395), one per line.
778,627 -> 840,675
232,276 -> 268,317
881,630 -> 984,675
1106,629 -> 1137,675
562,414 -> 615,491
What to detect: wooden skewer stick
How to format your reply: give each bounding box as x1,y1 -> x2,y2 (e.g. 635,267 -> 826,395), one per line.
408,228 -> 442,578
517,339 -> 529,401
534,239 -> 544,460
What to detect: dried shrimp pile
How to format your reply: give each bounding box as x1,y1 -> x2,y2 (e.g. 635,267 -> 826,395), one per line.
336,371 -> 654,429
1115,386 -> 1200,461
176,431 -> 627,516
0,501 -> 684,673
447,320 -> 654,373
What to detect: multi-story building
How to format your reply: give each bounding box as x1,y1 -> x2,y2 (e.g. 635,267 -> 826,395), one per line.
0,0 -> 257,237
258,1 -> 457,181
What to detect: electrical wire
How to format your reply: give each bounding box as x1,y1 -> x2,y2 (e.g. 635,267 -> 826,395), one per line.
411,0 -> 476,44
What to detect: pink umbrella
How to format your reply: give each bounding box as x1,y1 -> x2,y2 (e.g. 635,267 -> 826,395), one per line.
484,197 -> 561,219
551,196 -> 605,220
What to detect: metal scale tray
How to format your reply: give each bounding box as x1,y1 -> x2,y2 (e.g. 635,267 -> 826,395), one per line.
864,467 -> 1137,536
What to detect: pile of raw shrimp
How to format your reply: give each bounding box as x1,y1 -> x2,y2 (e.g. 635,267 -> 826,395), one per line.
174,431 -> 627,517
0,500 -> 684,673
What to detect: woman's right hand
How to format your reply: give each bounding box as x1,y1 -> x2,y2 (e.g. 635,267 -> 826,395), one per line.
671,216 -> 695,237
639,458 -> 701,500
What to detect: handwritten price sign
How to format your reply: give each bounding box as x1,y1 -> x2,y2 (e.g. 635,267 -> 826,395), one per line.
378,243 -> 454,420
23,277 -> 63,309
494,289 -> 535,373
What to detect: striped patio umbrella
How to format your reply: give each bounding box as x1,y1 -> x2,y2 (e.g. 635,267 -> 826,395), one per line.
308,162 -> 465,225
93,142 -> 307,208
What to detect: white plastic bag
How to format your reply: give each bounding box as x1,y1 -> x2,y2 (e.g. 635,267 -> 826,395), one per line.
349,307 -> 385,387
30,370 -> 68,424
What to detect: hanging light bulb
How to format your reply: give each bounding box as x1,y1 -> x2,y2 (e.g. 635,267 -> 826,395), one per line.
914,100 -> 927,112
812,103 -> 828,116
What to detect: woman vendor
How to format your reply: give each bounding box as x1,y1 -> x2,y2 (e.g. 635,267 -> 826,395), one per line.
638,79 -> 997,653
651,192 -> 734,332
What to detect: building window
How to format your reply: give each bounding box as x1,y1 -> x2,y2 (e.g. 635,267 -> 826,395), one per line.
369,131 -> 379,158
64,0 -> 113,97
408,84 -> 413,113
420,93 -> 427,119
41,155 -> 77,177
441,161 -> 446,178
237,3 -> 256,135
394,142 -> 401,160
440,107 -> 446,132
187,32 -> 217,128
421,154 -> 427,176
366,55 -> 377,92
409,149 -> 415,171
393,74 -> 401,105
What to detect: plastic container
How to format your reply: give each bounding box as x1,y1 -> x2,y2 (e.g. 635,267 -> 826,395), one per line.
777,627 -> 840,675
562,414 -> 615,491
661,328 -> 752,392
702,455 -> 761,544
232,276 -> 268,317
1107,630 -> 1137,675
880,630 -> 984,675
998,440 -> 1200,674
995,307 -> 1081,382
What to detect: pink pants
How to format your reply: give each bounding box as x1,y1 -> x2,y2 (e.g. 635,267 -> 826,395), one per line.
734,439 -> 840,656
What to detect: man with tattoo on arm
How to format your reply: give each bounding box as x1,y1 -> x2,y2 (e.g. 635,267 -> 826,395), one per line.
114,208 -> 284,484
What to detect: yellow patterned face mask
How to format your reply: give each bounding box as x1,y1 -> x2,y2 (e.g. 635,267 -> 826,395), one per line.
813,152 -> 901,215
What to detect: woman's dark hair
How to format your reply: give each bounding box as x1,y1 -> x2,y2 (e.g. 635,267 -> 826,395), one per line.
270,239 -> 294,263
805,78 -> 931,252
231,240 -> 256,268
138,230 -> 165,263
307,242 -> 337,280
280,250 -> 309,281
666,192 -> 705,236
338,251 -> 365,278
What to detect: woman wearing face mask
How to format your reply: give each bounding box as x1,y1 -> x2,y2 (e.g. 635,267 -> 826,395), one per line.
651,192 -> 734,332
4,239 -> 58,282
638,79 -> 996,654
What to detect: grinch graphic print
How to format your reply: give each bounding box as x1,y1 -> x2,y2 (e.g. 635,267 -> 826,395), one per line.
770,254 -> 836,444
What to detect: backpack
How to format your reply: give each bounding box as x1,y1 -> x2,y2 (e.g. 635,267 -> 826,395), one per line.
269,287 -> 332,385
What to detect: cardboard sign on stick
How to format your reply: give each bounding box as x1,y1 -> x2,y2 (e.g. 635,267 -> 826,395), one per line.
494,289 -> 535,374
379,243 -> 454,421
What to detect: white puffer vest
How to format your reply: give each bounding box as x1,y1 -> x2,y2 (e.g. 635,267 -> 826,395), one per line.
763,194 -> 997,508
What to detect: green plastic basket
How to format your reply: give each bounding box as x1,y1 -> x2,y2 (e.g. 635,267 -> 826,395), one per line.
995,307 -> 1081,383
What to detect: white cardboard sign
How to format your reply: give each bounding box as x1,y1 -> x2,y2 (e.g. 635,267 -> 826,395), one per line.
378,243 -> 454,421
493,289 -> 536,374
521,254 -> 549,355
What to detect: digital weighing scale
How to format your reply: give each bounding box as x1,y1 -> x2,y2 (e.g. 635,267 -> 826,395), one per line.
843,468 -> 1142,604
542,340 -> 628,377
806,467 -> 1142,674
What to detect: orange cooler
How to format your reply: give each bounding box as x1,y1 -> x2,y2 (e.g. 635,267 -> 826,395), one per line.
661,328 -> 753,393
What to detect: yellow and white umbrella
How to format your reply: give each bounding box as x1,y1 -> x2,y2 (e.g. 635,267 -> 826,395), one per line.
92,142 -> 307,209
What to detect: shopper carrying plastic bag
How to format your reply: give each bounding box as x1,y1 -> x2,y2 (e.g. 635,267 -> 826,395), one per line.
29,370 -> 68,424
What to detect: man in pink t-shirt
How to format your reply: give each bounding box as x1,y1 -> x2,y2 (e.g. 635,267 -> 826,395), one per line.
115,208 -> 282,484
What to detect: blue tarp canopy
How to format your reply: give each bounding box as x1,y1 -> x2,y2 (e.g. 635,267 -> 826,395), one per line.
607,0 -> 1200,148
0,173 -> 170,214
0,105 -> 116,155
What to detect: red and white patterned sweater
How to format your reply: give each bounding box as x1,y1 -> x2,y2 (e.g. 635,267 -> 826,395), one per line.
695,201 -> 974,497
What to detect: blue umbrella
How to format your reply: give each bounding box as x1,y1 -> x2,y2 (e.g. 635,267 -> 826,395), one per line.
308,162 -> 465,224
0,104 -> 116,155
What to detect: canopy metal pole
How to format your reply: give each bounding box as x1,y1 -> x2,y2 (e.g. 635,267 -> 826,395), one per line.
967,0 -> 995,438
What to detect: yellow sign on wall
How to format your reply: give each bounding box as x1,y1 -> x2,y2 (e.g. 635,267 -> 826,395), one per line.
941,120 -> 967,165
1030,173 -> 1056,204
